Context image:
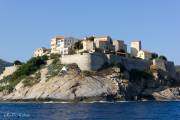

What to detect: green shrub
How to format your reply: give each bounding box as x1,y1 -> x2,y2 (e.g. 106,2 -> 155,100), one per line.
86,36 -> 95,41
0,85 -> 14,93
14,57 -> 45,76
52,58 -> 60,65
158,55 -> 167,61
67,63 -> 80,71
0,56 -> 46,93
14,60 -> 23,65
41,55 -> 49,61
151,53 -> 158,60
48,63 -> 63,77
50,53 -> 61,59
82,71 -> 92,76
22,75 -> 40,87
74,41 -> 83,50
0,86 -> 4,92
48,56 -> 64,78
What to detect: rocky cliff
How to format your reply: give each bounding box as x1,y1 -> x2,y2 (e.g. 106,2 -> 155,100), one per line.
0,65 -> 119,101
0,57 -> 179,102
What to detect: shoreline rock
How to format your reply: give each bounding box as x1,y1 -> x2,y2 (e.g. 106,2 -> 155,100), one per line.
0,59 -> 179,102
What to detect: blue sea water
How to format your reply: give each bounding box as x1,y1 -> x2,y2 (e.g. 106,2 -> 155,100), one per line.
0,101 -> 180,120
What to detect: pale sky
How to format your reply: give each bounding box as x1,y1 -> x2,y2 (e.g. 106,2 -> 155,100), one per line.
0,0 -> 179,64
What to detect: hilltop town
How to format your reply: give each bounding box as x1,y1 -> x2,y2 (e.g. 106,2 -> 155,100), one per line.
33,35 -> 177,78
0,35 -> 180,102
34,35 -> 154,60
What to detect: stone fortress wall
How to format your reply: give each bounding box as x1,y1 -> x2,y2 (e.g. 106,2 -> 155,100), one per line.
61,53 -> 108,71
0,53 -> 176,80
0,65 -> 18,80
61,53 -> 152,71
61,53 -> 176,78
107,54 -> 151,71
153,59 -> 176,78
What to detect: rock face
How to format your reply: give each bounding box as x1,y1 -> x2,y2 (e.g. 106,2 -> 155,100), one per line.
0,61 -> 179,102
1,69 -> 119,101
143,87 -> 180,100
153,59 -> 176,79
0,59 -> 12,74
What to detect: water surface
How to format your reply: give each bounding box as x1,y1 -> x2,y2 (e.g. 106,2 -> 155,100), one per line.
0,101 -> 179,120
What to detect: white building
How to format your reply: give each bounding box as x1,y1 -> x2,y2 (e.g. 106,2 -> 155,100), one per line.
34,47 -> 50,57
131,40 -> 142,57
51,36 -> 79,55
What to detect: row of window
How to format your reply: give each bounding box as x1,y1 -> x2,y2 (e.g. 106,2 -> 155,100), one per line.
57,42 -> 72,47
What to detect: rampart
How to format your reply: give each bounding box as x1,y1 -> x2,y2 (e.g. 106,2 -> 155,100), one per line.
61,53 -> 151,71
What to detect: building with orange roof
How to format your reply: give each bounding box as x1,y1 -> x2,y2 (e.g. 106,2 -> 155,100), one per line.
94,36 -> 113,53
51,36 -> 80,55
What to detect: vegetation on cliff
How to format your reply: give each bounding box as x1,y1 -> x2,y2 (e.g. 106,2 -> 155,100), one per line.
74,41 -> 83,50
0,53 -> 179,101
0,56 -> 47,93
13,60 -> 23,65
158,55 -> 167,61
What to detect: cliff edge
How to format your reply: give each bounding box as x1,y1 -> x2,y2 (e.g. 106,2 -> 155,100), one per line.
0,56 -> 179,102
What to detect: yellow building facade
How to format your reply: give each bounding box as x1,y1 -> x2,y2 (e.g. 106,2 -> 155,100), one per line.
137,50 -> 152,60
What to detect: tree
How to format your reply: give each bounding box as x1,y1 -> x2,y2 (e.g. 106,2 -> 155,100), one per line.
86,36 -> 94,41
158,55 -> 167,61
41,55 -> 48,61
6,57 -> 46,92
151,53 -> 158,60
74,41 -> 83,50
14,60 -> 22,65
50,53 -> 61,59
14,57 -> 46,76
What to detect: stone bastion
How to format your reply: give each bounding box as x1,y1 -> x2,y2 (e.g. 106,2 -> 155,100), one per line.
61,53 -> 152,71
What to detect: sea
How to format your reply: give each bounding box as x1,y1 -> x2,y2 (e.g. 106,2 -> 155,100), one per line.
0,101 -> 179,120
